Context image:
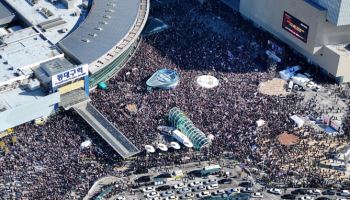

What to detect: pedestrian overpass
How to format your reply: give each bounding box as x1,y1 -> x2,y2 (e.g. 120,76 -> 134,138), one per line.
74,102 -> 140,159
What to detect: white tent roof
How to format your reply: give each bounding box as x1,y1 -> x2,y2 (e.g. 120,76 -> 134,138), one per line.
145,145 -> 155,153
157,143 -> 168,151
80,140 -> 92,148
196,75 -> 219,89
290,115 -> 304,128
170,142 -> 180,150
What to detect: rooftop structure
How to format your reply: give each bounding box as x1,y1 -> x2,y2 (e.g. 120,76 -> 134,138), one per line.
237,0 -> 350,83
58,0 -> 140,65
168,107 -> 210,150
4,0 -> 86,43
74,102 -> 140,159
146,69 -> 179,89
308,0 -> 350,26
59,0 -> 149,74
0,0 -> 16,26
0,86 -> 60,131
33,58 -> 75,87
0,0 -> 150,159
0,27 -> 63,88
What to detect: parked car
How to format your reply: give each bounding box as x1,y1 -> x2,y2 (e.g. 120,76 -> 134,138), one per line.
188,181 -> 202,188
298,196 -> 314,200
136,175 -> 151,183
225,188 -> 240,194
166,195 -> 178,200
338,190 -> 350,197
161,190 -> 175,197
239,181 -> 253,188
241,187 -> 253,193
252,192 -> 263,198
203,179 -> 217,185
206,183 -> 219,190
281,194 -> 296,199
307,189 -> 322,196
292,189 -> 308,195
116,196 -> 126,200
147,197 -> 161,200
315,197 -> 331,200
268,188 -> 282,195
142,186 -> 155,193
218,178 -> 232,184
197,191 -> 211,198
322,189 -> 336,196
156,185 -> 171,191
173,183 -> 186,189
184,193 -> 194,198
212,189 -> 225,196
177,187 -> 191,194
192,185 -> 206,192
145,191 -> 160,198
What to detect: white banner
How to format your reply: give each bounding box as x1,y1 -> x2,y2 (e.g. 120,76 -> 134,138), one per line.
52,64 -> 88,87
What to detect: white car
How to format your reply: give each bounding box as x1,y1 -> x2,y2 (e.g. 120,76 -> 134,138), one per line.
147,198 -> 161,200
268,188 -> 282,195
161,190 -> 175,197
116,197 -> 126,200
197,191 -> 211,198
252,192 -> 263,198
177,187 -> 191,194
166,195 -> 178,200
241,187 -> 253,193
204,179 -> 217,185
212,189 -> 225,196
188,181 -> 202,187
142,186 -> 155,193
307,189 -> 321,195
145,191 -> 160,198
206,183 -> 219,190
173,183 -> 186,189
340,190 -> 350,197
298,196 -> 314,200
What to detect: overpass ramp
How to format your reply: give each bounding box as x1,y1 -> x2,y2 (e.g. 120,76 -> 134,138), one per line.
74,102 -> 139,159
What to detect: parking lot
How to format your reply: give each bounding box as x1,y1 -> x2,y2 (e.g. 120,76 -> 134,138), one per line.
101,161 -> 350,200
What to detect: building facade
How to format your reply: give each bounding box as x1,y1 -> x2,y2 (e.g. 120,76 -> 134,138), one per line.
236,0 -> 350,83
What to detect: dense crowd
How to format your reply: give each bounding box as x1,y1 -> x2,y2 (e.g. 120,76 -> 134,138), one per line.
0,0 -> 349,199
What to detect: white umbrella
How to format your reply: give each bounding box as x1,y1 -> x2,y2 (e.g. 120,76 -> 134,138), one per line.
183,140 -> 193,148
170,142 -> 180,150
145,145 -> 155,153
157,143 -> 168,151
80,140 -> 92,149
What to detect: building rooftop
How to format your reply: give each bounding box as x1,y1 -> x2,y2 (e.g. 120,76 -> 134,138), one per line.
33,58 -> 75,86
58,0 -> 140,65
0,0 -> 16,26
0,27 -> 63,87
326,44 -> 350,56
3,0 -> 86,43
0,87 -> 46,112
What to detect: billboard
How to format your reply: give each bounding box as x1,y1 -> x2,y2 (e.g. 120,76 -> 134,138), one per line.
282,11 -> 309,43
52,64 -> 88,87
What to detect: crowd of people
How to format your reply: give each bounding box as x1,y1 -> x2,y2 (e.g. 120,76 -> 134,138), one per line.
0,0 -> 349,199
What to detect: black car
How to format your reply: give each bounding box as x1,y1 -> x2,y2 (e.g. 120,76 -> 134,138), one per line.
281,194 -> 296,199
135,175 -> 151,183
134,168 -> 149,174
322,189 -> 336,195
154,173 -> 172,179
315,197 -> 331,200
239,181 -> 253,188
156,185 -> 171,191
291,189 -> 307,195
218,178 -> 232,184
